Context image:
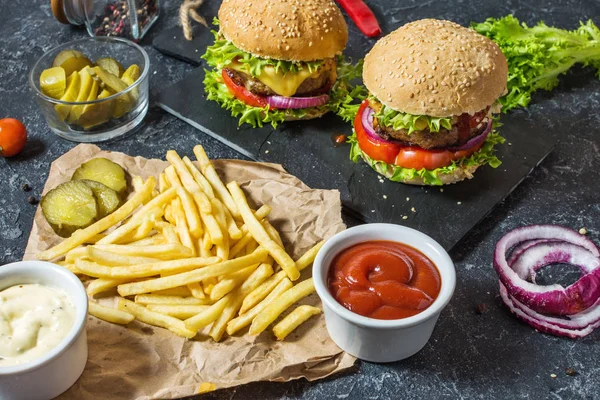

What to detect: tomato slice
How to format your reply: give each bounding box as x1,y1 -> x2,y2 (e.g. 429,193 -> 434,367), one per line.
221,68 -> 267,108
354,100 -> 485,170
354,101 -> 401,164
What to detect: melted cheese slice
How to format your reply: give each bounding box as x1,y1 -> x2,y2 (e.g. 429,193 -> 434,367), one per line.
228,61 -> 321,97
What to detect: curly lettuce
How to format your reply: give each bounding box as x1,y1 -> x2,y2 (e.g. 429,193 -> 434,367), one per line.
348,129 -> 505,186
202,19 -> 322,76
472,15 -> 600,112
203,56 -> 364,129
373,99 -> 454,134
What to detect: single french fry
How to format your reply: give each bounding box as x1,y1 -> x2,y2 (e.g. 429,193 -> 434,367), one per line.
209,264 -> 258,302
87,247 -> 161,266
75,256 -> 220,279
220,199 -> 242,240
146,304 -> 211,319
38,177 -> 156,260
187,282 -> 206,300
118,298 -> 196,338
177,187 -> 203,238
208,263 -> 273,341
262,220 -> 284,248
117,219 -> 156,244
164,204 -> 175,225
202,231 -> 213,251
182,156 -> 215,198
57,263 -> 81,274
134,294 -> 211,305
171,198 -> 197,256
197,382 -> 217,394
239,270 -> 287,314
199,207 -> 223,246
184,296 -> 229,332
83,233 -> 106,244
64,246 -> 89,264
198,237 -> 211,258
239,205 -> 271,237
245,240 -> 258,256
159,172 -> 170,193
227,277 -> 293,335
97,187 -> 177,245
117,248 -> 269,296
91,243 -> 193,260
193,145 -> 241,219
131,175 -> 144,192
151,287 -> 192,297
87,278 -> 130,296
249,278 -> 315,335
89,301 -> 135,325
228,182 -> 300,281
272,305 -> 321,340
229,232 -> 255,259
296,240 -> 325,271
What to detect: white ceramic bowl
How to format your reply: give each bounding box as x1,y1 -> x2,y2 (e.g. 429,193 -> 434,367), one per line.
313,224 -> 456,363
0,261 -> 88,400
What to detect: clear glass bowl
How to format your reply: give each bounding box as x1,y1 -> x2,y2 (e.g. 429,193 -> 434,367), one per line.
29,36 -> 149,142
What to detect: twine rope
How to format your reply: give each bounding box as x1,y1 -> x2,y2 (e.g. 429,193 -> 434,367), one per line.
180,0 -> 208,41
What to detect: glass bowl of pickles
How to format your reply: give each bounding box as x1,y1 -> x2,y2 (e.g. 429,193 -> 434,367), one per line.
29,37 -> 149,142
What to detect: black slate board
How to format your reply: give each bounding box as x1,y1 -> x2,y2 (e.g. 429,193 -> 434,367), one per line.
154,2 -> 556,251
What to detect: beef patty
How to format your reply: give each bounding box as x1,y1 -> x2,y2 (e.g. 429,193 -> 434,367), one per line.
369,99 -> 490,150
223,58 -> 337,97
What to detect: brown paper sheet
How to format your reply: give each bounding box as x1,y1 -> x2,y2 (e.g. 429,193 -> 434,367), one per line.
23,144 -> 355,399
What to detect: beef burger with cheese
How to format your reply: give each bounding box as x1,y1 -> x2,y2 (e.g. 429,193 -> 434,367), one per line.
203,0 -> 349,128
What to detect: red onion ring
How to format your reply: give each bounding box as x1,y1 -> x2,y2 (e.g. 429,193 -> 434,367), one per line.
448,118 -> 493,151
494,225 -> 600,338
361,106 -> 392,144
266,94 -> 329,109
499,283 -> 600,338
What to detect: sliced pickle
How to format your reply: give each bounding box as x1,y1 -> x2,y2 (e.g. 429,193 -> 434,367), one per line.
54,71 -> 81,121
67,67 -> 97,124
121,64 -> 141,101
40,67 -> 67,99
78,89 -> 115,129
72,158 -> 127,195
79,179 -> 120,218
90,66 -> 129,93
95,57 -> 125,78
52,50 -> 93,76
41,180 -> 98,237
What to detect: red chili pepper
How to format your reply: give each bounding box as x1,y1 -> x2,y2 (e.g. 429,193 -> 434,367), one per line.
336,0 -> 381,37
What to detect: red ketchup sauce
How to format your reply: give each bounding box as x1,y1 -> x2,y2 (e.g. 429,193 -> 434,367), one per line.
328,241 -> 441,319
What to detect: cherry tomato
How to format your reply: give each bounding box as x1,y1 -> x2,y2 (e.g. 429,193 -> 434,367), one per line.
221,68 -> 268,108
0,118 -> 27,158
354,101 -> 401,164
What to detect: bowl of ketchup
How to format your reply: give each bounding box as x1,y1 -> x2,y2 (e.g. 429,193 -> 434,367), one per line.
313,224 -> 455,362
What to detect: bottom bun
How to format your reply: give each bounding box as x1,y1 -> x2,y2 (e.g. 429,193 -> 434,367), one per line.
283,107 -> 330,121
360,153 -> 481,186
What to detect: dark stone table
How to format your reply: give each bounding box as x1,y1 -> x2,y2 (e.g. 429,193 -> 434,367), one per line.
1,1 -> 598,399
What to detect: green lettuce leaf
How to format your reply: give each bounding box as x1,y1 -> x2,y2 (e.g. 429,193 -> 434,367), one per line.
203,55 -> 364,129
202,20 -> 322,76
348,129 -> 505,186
472,15 -> 600,112
373,99 -> 454,134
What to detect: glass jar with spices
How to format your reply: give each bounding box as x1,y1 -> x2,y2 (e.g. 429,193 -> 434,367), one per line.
51,0 -> 159,41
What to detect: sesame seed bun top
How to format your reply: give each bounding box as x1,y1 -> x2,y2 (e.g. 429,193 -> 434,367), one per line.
218,0 -> 348,62
363,19 -> 508,117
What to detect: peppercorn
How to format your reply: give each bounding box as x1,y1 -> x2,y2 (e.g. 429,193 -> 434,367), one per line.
27,196 -> 38,205
21,183 -> 31,192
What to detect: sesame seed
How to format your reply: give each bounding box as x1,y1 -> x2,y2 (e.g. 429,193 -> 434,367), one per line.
402,216 -> 408,220
579,228 -> 588,235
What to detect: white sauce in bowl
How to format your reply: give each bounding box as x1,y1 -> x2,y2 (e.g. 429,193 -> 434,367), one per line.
0,284 -> 76,367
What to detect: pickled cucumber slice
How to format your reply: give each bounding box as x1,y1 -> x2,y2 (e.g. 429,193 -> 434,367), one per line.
121,64 -> 141,101
95,57 -> 125,78
41,180 -> 98,237
78,89 -> 115,129
79,180 -> 120,218
55,71 -> 81,121
90,66 -> 129,93
40,67 -> 67,99
72,158 -> 127,195
67,67 -> 97,124
52,50 -> 93,76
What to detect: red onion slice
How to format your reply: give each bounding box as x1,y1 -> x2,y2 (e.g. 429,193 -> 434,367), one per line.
494,225 -> 600,316
361,106 -> 394,144
499,283 -> 600,338
448,118 -> 493,151
266,94 -> 329,109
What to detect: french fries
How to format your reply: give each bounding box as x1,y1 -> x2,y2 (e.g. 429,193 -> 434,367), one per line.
38,146 -> 325,343
272,305 -> 321,340
88,301 -> 135,325
227,181 -> 300,281
249,278 -> 315,335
